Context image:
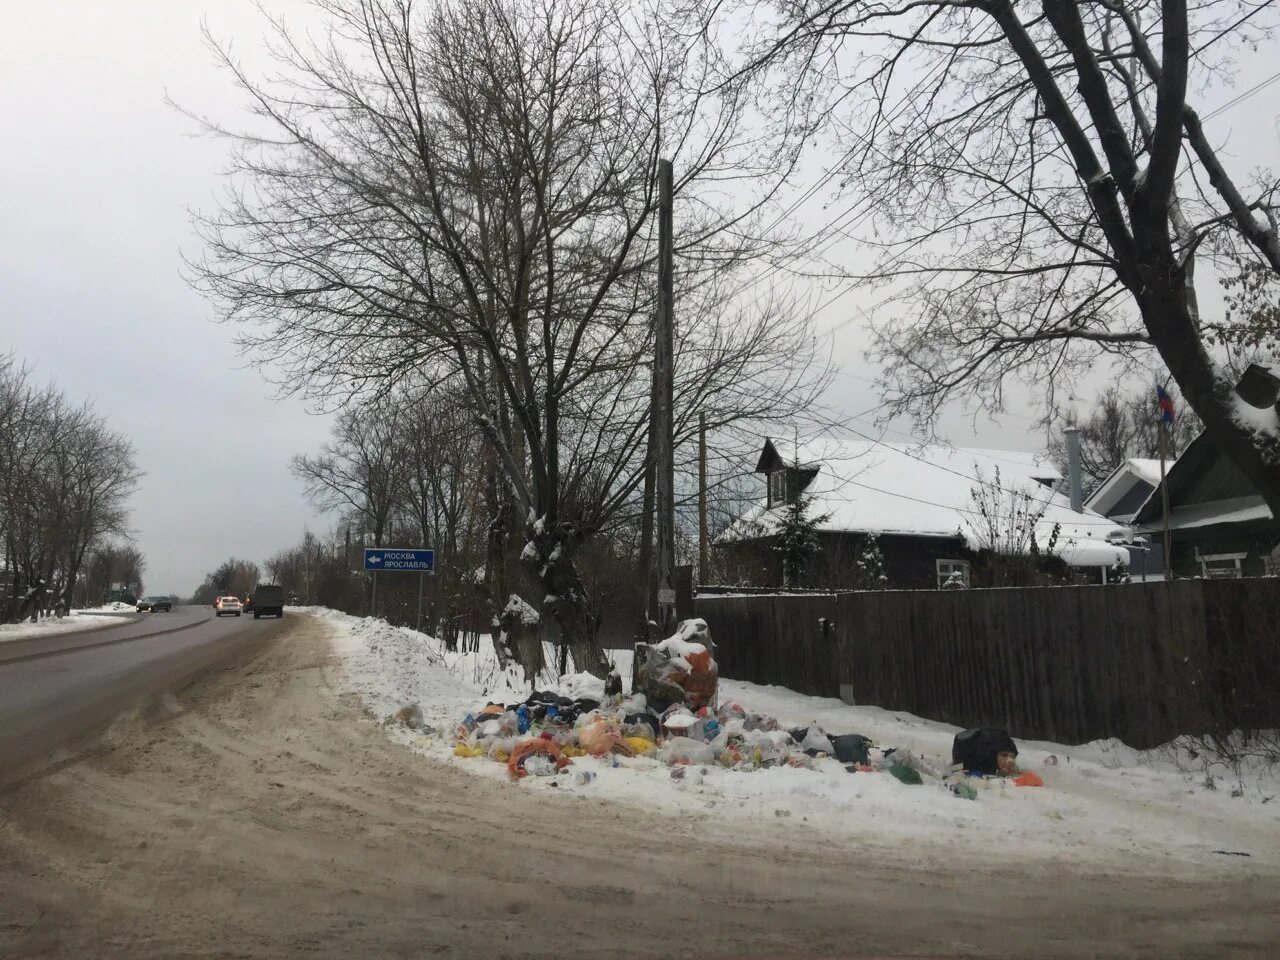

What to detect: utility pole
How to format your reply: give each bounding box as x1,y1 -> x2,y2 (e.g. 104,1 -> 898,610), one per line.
653,158 -> 676,635
698,411 -> 708,584
1159,416 -> 1173,580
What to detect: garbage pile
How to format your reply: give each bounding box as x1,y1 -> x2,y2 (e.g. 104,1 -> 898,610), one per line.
443,694 -> 1046,796
435,619 -> 1048,795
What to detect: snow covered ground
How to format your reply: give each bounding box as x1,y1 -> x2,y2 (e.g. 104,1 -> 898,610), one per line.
317,608 -> 1279,872
0,604 -> 139,643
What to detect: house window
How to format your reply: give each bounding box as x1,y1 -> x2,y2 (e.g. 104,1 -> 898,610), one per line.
1197,551 -> 1245,579
769,469 -> 787,506
937,559 -> 970,589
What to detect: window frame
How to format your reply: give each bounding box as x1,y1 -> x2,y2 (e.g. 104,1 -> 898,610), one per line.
936,558 -> 970,589
769,469 -> 787,507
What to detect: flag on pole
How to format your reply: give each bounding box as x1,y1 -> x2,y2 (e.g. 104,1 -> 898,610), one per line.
1156,385 -> 1175,424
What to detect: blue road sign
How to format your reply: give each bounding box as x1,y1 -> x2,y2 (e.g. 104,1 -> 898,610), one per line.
363,548 -> 435,572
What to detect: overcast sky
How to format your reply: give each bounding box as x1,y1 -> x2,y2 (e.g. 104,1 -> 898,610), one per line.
2,1 -> 1277,595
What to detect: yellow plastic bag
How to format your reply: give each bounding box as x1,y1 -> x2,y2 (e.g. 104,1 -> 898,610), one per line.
561,745 -> 587,758
623,736 -> 656,755
453,743 -> 485,758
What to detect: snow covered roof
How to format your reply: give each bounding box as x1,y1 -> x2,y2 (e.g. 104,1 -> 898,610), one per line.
1085,458 -> 1165,519
722,436 -> 1128,568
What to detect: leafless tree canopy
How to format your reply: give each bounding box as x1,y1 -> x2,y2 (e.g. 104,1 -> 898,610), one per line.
189,0 -> 830,674
719,0 -> 1280,511
1,354 -> 142,621
1046,384 -> 1203,491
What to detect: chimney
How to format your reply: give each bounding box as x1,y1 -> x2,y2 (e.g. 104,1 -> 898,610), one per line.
1064,426 -> 1083,513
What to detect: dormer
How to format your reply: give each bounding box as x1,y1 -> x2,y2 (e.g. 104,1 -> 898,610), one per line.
754,438 -> 819,509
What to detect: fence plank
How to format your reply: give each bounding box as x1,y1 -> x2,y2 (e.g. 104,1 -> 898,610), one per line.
695,579 -> 1280,747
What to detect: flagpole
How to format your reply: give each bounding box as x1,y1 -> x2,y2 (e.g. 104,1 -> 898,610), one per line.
1159,412 -> 1173,580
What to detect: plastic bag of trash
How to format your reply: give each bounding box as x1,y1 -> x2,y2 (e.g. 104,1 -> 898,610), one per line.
453,742 -> 485,759
623,736 -> 656,755
524,755 -> 556,777
830,734 -> 872,765
486,736 -> 519,762
579,719 -> 634,757
798,726 -> 836,756
623,720 -> 657,743
507,739 -> 569,778
659,737 -> 716,766
952,728 -> 1018,776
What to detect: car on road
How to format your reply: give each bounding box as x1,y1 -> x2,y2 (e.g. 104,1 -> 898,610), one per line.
214,596 -> 243,617
136,596 -> 173,613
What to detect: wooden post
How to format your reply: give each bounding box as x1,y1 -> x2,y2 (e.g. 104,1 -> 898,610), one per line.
1159,418 -> 1173,580
416,571 -> 425,631
654,158 -> 676,633
698,411 -> 709,585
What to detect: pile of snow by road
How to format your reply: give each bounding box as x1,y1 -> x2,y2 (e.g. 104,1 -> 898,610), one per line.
318,608 -> 1279,869
0,605 -> 137,643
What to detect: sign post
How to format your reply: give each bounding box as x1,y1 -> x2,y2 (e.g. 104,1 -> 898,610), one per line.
363,549 -> 435,622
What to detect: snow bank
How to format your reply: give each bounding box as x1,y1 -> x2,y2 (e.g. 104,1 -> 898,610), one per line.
318,609 -> 1279,872
0,606 -> 137,643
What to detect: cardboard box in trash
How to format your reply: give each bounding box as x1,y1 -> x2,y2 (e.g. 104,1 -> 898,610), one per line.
632,618 -> 718,711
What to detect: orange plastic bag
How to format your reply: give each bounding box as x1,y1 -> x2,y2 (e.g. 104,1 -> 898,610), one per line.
578,720 -> 636,757
507,739 -> 571,779
1014,771 -> 1044,787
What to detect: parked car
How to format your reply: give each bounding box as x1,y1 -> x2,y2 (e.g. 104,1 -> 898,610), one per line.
136,596 -> 172,613
248,584 -> 284,619
214,595 -> 243,617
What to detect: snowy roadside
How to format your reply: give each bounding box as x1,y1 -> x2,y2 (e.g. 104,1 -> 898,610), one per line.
0,604 -> 139,643
316,608 -> 1279,873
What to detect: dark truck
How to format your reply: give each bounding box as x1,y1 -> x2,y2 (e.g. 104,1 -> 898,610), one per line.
246,584 -> 285,619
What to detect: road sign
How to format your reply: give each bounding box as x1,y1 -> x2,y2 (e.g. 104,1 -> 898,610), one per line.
363,548 -> 435,572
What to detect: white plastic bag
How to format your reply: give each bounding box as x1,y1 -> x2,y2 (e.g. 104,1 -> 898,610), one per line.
658,736 -> 716,766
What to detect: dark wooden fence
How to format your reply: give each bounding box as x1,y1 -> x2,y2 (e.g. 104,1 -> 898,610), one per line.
696,579 -> 1280,748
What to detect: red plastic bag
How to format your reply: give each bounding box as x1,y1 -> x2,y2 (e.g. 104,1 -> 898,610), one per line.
507,739 -> 571,779
1014,771 -> 1044,787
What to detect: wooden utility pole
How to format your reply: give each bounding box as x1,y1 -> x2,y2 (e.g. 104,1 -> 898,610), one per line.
653,158 -> 676,634
698,411 -> 709,584
1159,417 -> 1173,580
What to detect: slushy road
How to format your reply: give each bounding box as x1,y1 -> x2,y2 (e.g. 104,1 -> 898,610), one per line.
0,605 -> 275,783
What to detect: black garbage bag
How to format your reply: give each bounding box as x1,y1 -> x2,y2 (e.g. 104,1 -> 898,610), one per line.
830,734 -> 872,766
952,728 -> 1017,775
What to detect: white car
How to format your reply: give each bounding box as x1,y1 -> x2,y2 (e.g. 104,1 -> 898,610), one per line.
214,595 -> 243,617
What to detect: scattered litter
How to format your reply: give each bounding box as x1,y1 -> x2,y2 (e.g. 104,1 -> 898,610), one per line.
951,781 -> 978,800
953,728 -> 1019,776
1213,850 -> 1251,857
1014,771 -> 1045,788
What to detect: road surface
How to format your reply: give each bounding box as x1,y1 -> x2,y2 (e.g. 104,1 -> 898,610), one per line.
0,604 -> 278,782
2,613 -> 1275,959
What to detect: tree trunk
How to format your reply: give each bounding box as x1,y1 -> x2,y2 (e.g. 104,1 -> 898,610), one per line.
1134,241 -> 1280,520
524,522 -> 609,678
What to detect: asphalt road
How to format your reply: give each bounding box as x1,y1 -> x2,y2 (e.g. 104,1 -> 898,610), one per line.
0,605 -> 278,784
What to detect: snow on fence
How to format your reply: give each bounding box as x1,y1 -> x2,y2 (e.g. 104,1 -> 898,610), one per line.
695,579 -> 1280,749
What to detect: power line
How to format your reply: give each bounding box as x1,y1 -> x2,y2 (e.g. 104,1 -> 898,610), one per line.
1203,69 -> 1280,121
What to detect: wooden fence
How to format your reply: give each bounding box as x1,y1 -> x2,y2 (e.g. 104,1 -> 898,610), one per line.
695,579 -> 1280,748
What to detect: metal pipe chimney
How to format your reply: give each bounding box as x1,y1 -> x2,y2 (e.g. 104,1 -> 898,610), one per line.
1064,426 -> 1083,512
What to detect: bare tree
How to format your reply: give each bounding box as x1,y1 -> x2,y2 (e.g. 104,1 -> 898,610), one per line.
1047,384 -> 1203,491
0,355 -> 141,621
291,404 -> 407,551
189,0 -> 828,676
727,0 -> 1280,515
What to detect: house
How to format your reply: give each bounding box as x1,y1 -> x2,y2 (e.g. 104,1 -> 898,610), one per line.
1084,458 -> 1168,580
717,436 -> 1129,589
1131,431 -> 1280,578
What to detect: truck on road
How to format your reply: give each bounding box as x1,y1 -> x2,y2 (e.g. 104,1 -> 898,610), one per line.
247,584 -> 285,620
